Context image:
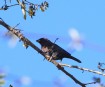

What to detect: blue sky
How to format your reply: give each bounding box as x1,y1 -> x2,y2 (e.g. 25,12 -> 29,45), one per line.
0,0 -> 105,87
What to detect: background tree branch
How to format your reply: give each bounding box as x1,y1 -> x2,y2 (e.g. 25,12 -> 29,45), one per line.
0,0 -> 49,19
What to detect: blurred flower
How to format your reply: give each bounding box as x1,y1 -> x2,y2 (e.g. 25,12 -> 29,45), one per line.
0,79 -> 5,86
3,31 -> 19,48
53,75 -> 68,87
20,76 -> 32,85
68,28 -> 84,51
0,69 -> 6,86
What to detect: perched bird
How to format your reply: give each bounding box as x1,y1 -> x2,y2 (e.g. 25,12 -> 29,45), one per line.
36,38 -> 81,63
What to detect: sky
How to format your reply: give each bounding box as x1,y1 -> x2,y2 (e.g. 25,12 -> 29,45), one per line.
0,0 -> 105,87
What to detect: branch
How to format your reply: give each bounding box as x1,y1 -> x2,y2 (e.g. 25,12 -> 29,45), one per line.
98,62 -> 105,72
0,0 -> 49,19
59,63 -> 105,76
0,20 -> 86,87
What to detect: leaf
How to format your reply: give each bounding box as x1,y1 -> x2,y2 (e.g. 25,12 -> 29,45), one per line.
17,0 -> 26,20
22,8 -> 26,20
44,1 -> 49,7
28,5 -> 35,18
40,6 -> 45,12
22,1 -> 26,20
40,2 -> 49,12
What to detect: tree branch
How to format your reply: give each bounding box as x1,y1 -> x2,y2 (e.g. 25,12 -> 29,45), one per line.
0,0 -> 49,19
59,63 -> 105,76
0,19 -> 94,87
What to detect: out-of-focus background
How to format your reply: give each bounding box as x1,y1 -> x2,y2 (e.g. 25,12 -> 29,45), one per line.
0,0 -> 105,87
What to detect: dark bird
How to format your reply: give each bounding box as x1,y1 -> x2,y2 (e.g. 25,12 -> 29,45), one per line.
36,38 -> 81,63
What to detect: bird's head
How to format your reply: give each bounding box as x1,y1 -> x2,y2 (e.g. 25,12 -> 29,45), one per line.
36,38 -> 49,45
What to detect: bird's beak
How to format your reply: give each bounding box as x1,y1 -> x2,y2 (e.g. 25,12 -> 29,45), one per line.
36,39 -> 40,42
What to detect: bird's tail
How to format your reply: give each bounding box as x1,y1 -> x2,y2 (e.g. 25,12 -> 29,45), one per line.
68,56 -> 81,63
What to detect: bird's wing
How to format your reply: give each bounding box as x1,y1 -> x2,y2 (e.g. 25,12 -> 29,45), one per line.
53,44 -> 71,56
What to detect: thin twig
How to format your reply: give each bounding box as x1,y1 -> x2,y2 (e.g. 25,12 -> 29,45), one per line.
84,82 -> 97,85
7,4 -> 19,7
59,63 -> 105,76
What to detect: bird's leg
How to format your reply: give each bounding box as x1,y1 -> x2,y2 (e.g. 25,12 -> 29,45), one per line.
47,51 -> 54,62
43,52 -> 48,61
48,56 -> 53,62
48,52 -> 58,62
44,52 -> 51,61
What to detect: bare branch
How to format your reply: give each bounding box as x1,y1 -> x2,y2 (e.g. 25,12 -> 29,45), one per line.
59,63 -> 105,76
84,82 -> 97,85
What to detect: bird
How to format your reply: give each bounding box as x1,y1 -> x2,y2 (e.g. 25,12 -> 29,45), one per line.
36,38 -> 81,63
